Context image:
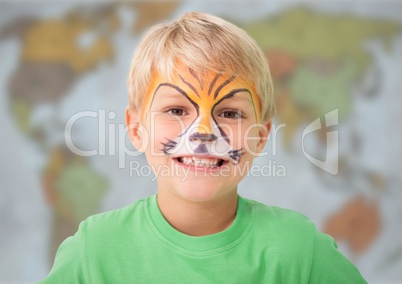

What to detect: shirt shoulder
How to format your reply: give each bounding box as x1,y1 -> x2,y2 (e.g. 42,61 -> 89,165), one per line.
244,197 -> 317,239
80,196 -> 150,234
241,197 -> 367,283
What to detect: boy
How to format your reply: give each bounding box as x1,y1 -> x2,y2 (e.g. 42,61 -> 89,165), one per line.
40,12 -> 366,283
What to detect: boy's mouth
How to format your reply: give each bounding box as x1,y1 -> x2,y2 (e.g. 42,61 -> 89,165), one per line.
173,156 -> 228,168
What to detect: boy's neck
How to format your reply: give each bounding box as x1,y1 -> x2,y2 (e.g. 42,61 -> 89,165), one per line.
156,190 -> 238,237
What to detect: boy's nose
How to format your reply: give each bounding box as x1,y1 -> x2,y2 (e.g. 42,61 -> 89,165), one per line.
197,114 -> 213,134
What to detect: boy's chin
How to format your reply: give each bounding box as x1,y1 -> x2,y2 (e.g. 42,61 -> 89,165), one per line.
164,178 -> 236,203
176,187 -> 235,203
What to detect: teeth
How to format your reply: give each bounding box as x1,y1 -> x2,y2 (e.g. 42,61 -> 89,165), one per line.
178,156 -> 222,167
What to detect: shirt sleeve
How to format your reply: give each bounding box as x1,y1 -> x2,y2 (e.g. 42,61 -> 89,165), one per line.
37,224 -> 86,283
308,230 -> 367,284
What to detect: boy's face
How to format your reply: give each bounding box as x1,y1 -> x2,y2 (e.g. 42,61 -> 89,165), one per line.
127,65 -> 271,202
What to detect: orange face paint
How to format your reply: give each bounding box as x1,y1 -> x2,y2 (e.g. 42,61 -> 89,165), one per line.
141,66 -> 261,164
142,68 -> 261,123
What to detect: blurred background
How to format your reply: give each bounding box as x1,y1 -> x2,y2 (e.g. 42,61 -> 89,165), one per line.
0,1 -> 401,283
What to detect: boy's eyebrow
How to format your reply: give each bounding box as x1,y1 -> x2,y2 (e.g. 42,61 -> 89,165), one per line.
150,83 -> 200,115
230,96 -> 253,103
214,88 -> 258,120
227,90 -> 253,103
155,84 -> 254,103
162,91 -> 186,97
154,86 -> 187,98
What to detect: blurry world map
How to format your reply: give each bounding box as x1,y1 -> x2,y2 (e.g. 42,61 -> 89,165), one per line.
0,2 -> 401,283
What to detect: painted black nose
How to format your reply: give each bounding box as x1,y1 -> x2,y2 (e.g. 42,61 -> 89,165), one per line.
189,132 -> 218,142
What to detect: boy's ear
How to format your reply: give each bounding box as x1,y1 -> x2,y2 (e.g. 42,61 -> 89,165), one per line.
125,106 -> 146,152
254,120 -> 272,156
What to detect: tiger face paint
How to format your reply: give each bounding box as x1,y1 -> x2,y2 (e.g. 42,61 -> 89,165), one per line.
142,66 -> 261,167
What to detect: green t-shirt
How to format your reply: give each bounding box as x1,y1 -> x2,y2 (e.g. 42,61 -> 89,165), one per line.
39,195 -> 366,283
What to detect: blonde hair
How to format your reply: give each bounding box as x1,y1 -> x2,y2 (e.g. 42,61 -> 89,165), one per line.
127,12 -> 275,122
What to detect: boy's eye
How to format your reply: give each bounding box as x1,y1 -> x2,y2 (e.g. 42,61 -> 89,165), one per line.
220,110 -> 241,119
165,107 -> 187,116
